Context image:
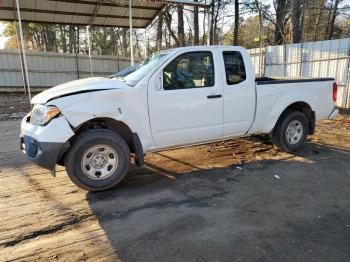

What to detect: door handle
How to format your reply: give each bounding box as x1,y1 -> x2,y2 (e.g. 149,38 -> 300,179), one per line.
207,94 -> 222,99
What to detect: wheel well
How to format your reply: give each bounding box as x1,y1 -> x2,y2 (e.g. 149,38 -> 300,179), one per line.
278,102 -> 315,135
74,118 -> 135,153
57,118 -> 137,166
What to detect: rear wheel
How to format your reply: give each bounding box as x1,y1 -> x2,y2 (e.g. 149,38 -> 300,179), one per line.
65,129 -> 130,191
272,110 -> 309,152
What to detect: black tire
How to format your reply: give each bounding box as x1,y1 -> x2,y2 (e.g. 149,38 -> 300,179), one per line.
65,129 -> 130,191
272,109 -> 309,153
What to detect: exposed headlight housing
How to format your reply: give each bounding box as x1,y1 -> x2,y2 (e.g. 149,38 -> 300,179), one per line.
30,105 -> 61,126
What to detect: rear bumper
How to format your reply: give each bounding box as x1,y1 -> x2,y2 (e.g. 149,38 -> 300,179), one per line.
328,107 -> 339,119
20,114 -> 74,171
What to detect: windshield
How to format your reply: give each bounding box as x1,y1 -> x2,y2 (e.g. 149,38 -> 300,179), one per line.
109,60 -> 144,79
124,53 -> 168,86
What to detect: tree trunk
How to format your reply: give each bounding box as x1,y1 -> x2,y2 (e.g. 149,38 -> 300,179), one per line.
165,29 -> 170,48
233,0 -> 239,45
210,2 -> 216,45
68,25 -> 75,53
59,26 -> 67,53
313,1 -> 323,41
122,28 -> 128,57
178,5 -> 185,47
156,12 -> 163,51
193,0 -> 199,45
202,12 -> 207,45
164,10 -> 179,46
274,0 -> 287,45
291,0 -> 302,43
326,0 -> 340,40
75,26 -> 80,54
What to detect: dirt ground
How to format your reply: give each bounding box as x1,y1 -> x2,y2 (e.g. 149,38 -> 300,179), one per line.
0,115 -> 349,262
0,93 -> 31,115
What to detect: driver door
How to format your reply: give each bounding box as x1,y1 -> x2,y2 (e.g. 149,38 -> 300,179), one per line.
148,50 -> 224,149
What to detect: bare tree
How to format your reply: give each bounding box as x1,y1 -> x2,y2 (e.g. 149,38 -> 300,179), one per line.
122,28 -> 128,57
291,0 -> 302,43
164,8 -> 179,46
178,5 -> 185,46
312,0 -> 324,41
325,0 -> 340,39
233,0 -> 240,45
274,0 -> 289,45
156,12 -> 163,51
193,0 -> 199,45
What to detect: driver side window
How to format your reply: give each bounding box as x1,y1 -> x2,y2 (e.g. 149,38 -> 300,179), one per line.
163,52 -> 214,90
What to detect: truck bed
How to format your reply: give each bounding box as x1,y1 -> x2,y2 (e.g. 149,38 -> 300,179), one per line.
256,76 -> 335,85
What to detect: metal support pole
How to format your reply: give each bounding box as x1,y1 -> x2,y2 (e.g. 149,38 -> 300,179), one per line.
15,0 -> 31,103
345,51 -> 350,108
86,25 -> 93,76
298,4 -> 305,77
258,6 -> 264,77
129,0 -> 134,66
15,25 -> 26,94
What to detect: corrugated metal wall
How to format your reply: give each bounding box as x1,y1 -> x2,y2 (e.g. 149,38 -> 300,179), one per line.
248,38 -> 350,108
0,49 -> 130,89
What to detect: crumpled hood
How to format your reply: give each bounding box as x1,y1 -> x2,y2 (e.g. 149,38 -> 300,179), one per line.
31,77 -> 129,104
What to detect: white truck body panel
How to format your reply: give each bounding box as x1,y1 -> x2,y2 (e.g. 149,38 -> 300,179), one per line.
48,86 -> 155,152
220,47 -> 256,137
21,115 -> 74,143
31,77 -> 127,104
148,47 -> 224,148
249,80 -> 335,134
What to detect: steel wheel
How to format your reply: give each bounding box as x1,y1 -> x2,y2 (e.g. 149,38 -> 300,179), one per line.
81,144 -> 118,180
285,120 -> 304,145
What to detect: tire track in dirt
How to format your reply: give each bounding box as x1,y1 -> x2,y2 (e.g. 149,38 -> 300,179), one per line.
1,213 -> 95,248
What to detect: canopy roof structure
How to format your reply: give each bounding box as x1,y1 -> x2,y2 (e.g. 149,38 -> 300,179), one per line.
0,0 -> 211,102
0,0 -> 210,28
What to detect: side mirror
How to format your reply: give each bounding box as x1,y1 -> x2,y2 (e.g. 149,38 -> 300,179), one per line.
155,74 -> 162,91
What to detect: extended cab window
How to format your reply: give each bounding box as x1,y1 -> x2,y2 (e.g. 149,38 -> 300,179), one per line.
223,51 -> 246,85
163,52 -> 214,90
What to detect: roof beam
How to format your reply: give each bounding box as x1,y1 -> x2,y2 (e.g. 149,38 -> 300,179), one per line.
0,17 -> 146,28
1,7 -> 152,21
48,0 -> 161,11
0,0 -> 210,29
48,0 -> 210,9
151,0 -> 210,8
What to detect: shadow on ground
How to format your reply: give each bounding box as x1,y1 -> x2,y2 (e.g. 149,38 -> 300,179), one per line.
87,143 -> 350,262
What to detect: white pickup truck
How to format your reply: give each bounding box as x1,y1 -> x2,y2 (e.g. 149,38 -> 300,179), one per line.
20,46 -> 338,191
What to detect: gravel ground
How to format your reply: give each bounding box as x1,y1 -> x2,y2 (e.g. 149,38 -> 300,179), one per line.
0,93 -> 33,120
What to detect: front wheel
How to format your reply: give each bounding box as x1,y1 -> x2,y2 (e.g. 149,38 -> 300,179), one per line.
65,129 -> 130,191
272,110 -> 309,152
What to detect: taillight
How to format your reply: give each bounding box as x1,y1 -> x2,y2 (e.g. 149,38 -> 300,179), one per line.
332,82 -> 337,102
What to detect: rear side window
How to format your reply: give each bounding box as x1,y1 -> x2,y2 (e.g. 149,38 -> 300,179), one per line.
223,51 -> 246,85
163,52 -> 214,90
